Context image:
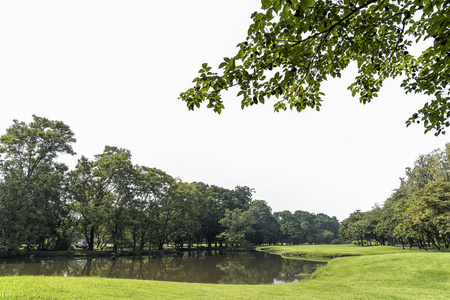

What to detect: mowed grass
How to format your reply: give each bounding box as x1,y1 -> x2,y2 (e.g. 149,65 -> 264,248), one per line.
257,244 -> 418,260
1,245 -> 449,299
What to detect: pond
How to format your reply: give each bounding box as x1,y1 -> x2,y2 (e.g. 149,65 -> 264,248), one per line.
0,251 -> 326,284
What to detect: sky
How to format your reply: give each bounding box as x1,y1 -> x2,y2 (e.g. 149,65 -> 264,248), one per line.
0,0 -> 448,221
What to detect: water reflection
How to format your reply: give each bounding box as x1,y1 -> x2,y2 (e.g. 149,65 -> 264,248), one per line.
0,251 -> 326,284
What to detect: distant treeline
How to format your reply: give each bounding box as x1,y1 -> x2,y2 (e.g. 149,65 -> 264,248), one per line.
0,116 -> 339,253
340,144 -> 450,250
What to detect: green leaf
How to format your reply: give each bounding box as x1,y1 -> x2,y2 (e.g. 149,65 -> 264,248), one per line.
300,0 -> 314,10
238,49 -> 244,59
261,0 -> 272,10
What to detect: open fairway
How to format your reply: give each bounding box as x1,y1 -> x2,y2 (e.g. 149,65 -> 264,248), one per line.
1,245 -> 449,299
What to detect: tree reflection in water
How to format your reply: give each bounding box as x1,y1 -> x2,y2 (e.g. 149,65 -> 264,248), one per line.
0,251 -> 326,284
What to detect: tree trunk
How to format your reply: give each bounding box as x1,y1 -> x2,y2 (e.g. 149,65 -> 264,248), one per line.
431,238 -> 441,251
444,237 -> 449,249
158,240 -> 164,250
88,227 -> 95,251
140,232 -> 146,251
132,233 -> 137,251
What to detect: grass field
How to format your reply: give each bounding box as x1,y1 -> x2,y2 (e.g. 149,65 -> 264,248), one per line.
0,245 -> 448,299
257,244 -> 421,260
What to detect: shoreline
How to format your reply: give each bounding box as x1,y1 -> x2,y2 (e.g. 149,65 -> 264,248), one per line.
0,247 -> 247,260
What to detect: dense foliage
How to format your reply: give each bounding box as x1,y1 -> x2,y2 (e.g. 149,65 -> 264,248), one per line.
0,116 -> 339,252
340,143 -> 450,250
180,0 -> 450,135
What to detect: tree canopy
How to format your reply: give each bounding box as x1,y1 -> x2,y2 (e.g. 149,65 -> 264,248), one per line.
0,116 -> 339,252
179,0 -> 449,134
0,115 -> 76,251
340,143 -> 450,249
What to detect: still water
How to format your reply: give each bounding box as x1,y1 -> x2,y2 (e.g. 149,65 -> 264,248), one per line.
0,251 -> 326,284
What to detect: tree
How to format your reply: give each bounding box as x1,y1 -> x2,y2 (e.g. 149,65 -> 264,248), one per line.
342,142 -> 450,250
339,210 -> 370,245
148,181 -> 201,250
248,200 -> 281,245
292,210 -> 316,244
314,213 -> 340,243
191,182 -> 225,248
98,147 -> 135,252
405,144 -> 450,189
409,181 -> 450,249
165,181 -> 202,250
69,156 -> 107,251
180,0 -> 450,135
68,146 -> 134,251
232,186 -> 254,211
219,208 -> 257,247
0,115 -> 76,251
274,210 -> 297,244
128,166 -> 174,251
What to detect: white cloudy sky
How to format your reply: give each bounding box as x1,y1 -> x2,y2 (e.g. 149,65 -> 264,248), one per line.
0,0 -> 447,221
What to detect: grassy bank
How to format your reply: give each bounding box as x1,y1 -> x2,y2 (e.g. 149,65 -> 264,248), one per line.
257,244 -> 418,260
1,245 -> 449,299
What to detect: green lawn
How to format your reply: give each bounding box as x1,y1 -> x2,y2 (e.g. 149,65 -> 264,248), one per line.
1,245 -> 449,299
257,244 -> 420,260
